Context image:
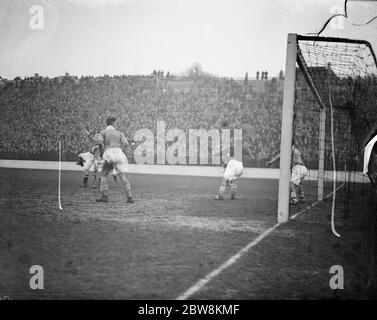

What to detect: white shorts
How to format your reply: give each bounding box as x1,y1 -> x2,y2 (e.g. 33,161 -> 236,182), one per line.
223,159 -> 243,182
102,147 -> 129,173
291,164 -> 308,185
89,159 -> 118,175
93,158 -> 103,173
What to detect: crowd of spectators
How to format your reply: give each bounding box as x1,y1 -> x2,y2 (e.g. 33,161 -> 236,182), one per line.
0,72 -> 358,168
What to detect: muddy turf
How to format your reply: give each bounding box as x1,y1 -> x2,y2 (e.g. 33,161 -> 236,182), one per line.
0,168 -> 375,299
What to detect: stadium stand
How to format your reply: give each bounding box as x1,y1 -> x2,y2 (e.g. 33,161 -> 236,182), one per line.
0,72 -> 352,168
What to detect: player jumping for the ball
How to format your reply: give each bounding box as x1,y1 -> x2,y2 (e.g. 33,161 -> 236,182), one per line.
96,117 -> 134,203
266,142 -> 308,205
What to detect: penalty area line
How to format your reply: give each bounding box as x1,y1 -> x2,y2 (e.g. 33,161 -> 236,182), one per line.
176,182 -> 346,300
175,222 -> 281,300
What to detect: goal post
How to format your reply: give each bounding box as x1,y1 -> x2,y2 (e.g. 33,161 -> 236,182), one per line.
277,33 -> 377,224
277,33 -> 326,222
277,33 -> 297,223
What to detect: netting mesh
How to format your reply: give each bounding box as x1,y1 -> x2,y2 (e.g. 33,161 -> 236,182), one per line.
290,36 -> 377,226
297,37 -> 377,147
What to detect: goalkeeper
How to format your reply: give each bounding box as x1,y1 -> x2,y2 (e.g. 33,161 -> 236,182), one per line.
266,142 -> 308,205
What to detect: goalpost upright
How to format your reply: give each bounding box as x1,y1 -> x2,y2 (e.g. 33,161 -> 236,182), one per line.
277,33 -> 297,223
278,33 -> 326,223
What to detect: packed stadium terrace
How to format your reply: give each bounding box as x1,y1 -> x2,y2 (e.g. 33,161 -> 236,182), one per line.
0,73 -> 358,168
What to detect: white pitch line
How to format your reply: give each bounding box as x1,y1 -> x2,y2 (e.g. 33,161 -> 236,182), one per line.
176,222 -> 281,300
290,182 -> 345,221
176,182 -> 347,300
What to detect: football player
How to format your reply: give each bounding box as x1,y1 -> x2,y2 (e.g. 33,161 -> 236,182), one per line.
77,146 -> 117,188
266,142 -> 308,204
77,146 -> 102,188
215,155 -> 244,200
95,117 -> 134,203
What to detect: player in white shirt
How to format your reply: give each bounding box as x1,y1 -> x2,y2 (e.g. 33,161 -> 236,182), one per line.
266,142 -> 308,205
77,146 -> 117,188
215,155 -> 244,200
77,146 -> 102,188
213,123 -> 244,200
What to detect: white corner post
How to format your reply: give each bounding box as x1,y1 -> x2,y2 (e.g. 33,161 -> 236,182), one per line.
277,33 -> 297,223
318,107 -> 326,201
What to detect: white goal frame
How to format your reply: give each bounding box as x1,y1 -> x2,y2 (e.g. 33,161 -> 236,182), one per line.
277,33 -> 327,222
277,33 -> 377,223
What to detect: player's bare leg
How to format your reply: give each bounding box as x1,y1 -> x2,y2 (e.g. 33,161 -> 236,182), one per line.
290,182 -> 298,205
230,179 -> 238,200
92,168 -> 99,188
297,183 -> 305,202
215,179 -> 227,200
96,162 -> 111,202
119,172 -> 134,203
92,174 -> 101,188
80,170 -> 89,187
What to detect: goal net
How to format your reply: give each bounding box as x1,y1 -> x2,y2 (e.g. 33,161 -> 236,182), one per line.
278,34 -> 377,229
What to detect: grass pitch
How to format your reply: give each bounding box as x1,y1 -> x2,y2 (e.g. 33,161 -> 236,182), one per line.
0,168 -> 375,299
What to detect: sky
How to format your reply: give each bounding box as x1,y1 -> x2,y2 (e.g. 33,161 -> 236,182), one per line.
0,0 -> 376,79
